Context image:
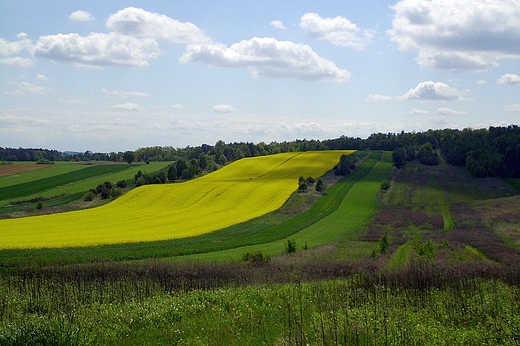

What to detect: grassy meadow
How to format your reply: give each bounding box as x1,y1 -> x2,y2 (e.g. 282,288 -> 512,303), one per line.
1,150 -> 519,345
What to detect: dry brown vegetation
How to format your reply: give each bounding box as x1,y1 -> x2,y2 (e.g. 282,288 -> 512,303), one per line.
0,163 -> 49,177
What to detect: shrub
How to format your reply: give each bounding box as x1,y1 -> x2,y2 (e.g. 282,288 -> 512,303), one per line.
111,188 -> 123,199
36,201 -> 43,209
83,191 -> 96,202
285,239 -> 297,254
242,251 -> 271,266
116,180 -> 127,188
380,180 -> 391,193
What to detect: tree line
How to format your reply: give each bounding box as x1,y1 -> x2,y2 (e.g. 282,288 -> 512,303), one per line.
2,125 -> 519,178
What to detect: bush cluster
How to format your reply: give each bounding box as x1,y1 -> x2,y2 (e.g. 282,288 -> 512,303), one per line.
83,180 -> 126,201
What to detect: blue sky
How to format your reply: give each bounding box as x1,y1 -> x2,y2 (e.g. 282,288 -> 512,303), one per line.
1,0 -> 519,152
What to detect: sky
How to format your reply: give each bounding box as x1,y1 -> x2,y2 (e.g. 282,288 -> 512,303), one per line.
1,0 -> 519,152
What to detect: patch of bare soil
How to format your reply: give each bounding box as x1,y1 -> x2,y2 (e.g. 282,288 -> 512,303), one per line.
0,164 -> 50,177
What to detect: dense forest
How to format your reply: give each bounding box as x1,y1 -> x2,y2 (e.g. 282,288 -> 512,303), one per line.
1,125 -> 519,178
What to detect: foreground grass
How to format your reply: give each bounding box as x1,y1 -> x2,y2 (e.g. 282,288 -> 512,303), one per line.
1,263 -> 518,345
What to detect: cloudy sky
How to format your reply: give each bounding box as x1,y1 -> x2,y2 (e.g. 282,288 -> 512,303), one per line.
1,0 -> 519,152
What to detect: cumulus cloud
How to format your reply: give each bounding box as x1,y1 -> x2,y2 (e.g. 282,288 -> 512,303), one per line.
0,32 -> 33,66
365,94 -> 392,102
106,7 -> 209,44
475,79 -> 487,85
270,20 -> 286,30
497,73 -> 520,85
504,104 -> 520,112
34,32 -> 160,67
388,0 -> 520,71
172,104 -> 184,109
300,12 -> 374,50
398,81 -> 469,101
405,108 -> 429,115
0,57 -> 32,66
110,102 -> 142,110
101,88 -> 149,98
36,73 -> 47,81
180,37 -> 351,82
437,107 -> 466,115
69,10 -> 96,22
0,32 -> 32,56
213,104 -> 235,113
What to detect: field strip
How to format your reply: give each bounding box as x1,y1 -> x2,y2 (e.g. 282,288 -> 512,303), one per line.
0,151 -> 350,249
0,164 -> 133,201
0,163 -> 85,187
171,151 -> 392,262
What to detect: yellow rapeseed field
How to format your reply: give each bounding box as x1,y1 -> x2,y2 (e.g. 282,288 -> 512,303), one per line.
0,151 -> 353,249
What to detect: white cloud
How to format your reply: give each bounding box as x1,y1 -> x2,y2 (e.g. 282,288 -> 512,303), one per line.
497,73 -> 520,85
172,104 -> 184,110
431,116 -> 447,126
0,32 -> 33,66
475,79 -> 487,85
398,81 -> 470,101
106,7 -> 209,44
62,98 -> 86,105
180,37 -> 351,82
0,112 -> 54,126
0,57 -> 33,66
300,12 -> 374,50
36,73 -> 47,81
365,94 -> 392,102
270,20 -> 286,30
110,102 -> 142,110
437,107 -> 466,115
101,88 -> 149,98
20,82 -> 47,94
3,90 -> 23,95
0,32 -> 32,56
34,32 -> 160,67
405,108 -> 429,115
69,10 -> 96,22
213,104 -> 235,113
388,0 -> 520,72
504,104 -> 520,112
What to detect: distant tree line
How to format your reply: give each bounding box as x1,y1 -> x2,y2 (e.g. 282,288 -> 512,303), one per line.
2,125 -> 518,178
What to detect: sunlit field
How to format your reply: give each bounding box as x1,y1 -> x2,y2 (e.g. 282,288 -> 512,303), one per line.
0,151 -> 352,249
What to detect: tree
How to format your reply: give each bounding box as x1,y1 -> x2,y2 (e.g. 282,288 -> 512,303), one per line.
218,154 -> 227,166
298,176 -> 308,192
123,151 -> 135,164
285,239 -> 297,254
176,159 -> 187,176
417,142 -> 439,166
315,179 -> 326,194
167,165 -> 177,181
335,154 -> 356,175
392,147 -> 406,168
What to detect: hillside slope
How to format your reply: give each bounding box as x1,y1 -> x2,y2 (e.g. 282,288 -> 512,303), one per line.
0,151 -> 352,249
